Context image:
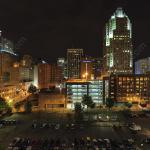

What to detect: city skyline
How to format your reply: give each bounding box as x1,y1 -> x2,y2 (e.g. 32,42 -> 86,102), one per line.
0,0 -> 150,62
0,2 -> 150,148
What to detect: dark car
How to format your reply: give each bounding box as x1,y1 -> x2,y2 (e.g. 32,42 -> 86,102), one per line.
142,138 -> 150,144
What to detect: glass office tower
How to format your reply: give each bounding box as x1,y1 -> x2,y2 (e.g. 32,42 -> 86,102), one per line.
103,7 -> 133,75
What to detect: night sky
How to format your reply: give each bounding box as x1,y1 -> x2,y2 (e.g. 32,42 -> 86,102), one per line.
0,0 -> 150,62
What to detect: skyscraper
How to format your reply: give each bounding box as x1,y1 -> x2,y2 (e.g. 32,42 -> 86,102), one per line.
80,56 -> 94,80
103,7 -> 133,75
38,63 -> 50,89
0,37 -> 17,83
135,57 -> 150,74
19,55 -> 34,82
93,58 -> 103,79
38,63 -> 63,89
67,48 -> 83,79
57,58 -> 65,79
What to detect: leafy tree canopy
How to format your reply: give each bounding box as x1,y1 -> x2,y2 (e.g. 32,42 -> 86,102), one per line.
24,101 -> 32,113
0,97 -> 9,110
82,95 -> 95,109
28,84 -> 37,94
106,98 -> 114,109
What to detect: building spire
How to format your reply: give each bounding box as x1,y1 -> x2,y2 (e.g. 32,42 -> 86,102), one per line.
115,7 -> 125,18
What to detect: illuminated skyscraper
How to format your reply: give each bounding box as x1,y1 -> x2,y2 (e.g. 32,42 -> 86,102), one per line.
103,7 -> 133,75
0,35 -> 17,83
67,49 -> 83,79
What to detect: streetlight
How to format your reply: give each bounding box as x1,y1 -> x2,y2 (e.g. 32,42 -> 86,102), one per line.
56,84 -> 62,94
85,72 -> 88,80
82,72 -> 88,80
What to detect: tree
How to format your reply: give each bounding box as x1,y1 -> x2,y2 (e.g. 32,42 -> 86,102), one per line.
24,101 -> 32,113
106,98 -> 114,110
28,84 -> 37,94
82,95 -> 95,109
139,101 -> 147,108
0,97 -> 11,115
0,144 -> 5,150
125,102 -> 132,109
0,97 -> 9,111
74,103 -> 83,122
75,102 -> 82,114
14,103 -> 21,112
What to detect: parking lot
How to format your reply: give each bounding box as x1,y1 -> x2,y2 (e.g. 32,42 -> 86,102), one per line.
0,112 -> 149,149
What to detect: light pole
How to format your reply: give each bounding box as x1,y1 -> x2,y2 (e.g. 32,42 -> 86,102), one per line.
85,62 -> 88,80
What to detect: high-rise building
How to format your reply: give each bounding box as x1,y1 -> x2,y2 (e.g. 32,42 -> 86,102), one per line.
93,58 -> 103,79
33,65 -> 38,87
19,67 -> 34,82
49,64 -> 63,84
10,56 -> 34,83
57,58 -> 65,67
10,62 -> 20,83
67,48 -> 83,79
66,79 -> 103,109
0,37 -> 17,83
103,74 -> 150,103
135,57 -> 150,74
103,7 -> 133,75
38,63 -> 63,89
80,56 -> 94,80
0,37 -> 15,55
21,55 -> 33,67
38,63 -> 50,89
19,55 -> 34,82
57,58 -> 65,80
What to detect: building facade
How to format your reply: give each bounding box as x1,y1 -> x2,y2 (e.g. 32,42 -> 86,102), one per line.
103,7 -> 133,75
57,57 -> 65,80
67,48 -> 83,79
107,74 -> 150,103
38,63 -> 51,89
0,37 -> 17,83
80,56 -> 94,80
38,63 -> 63,89
9,55 -> 34,83
0,82 -> 30,104
135,57 -> 150,74
93,58 -> 103,79
38,92 -> 66,111
66,79 -> 103,109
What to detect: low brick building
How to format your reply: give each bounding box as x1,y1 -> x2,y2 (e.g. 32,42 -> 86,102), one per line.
38,92 -> 66,111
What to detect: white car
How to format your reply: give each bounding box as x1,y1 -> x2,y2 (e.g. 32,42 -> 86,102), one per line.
129,124 -> 141,131
0,124 -> 3,128
55,124 -> 60,130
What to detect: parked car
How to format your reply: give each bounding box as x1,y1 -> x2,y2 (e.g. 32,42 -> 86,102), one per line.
142,138 -> 150,144
129,123 -> 141,131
